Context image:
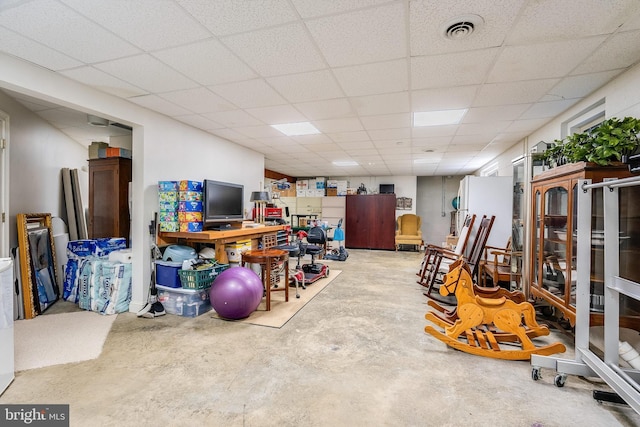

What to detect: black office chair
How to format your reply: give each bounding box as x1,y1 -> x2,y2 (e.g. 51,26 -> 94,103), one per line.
302,225 -> 327,275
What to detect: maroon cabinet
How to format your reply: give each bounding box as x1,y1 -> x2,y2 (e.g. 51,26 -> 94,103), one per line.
345,194 -> 396,250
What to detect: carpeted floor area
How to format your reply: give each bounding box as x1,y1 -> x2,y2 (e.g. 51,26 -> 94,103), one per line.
13,310 -> 116,371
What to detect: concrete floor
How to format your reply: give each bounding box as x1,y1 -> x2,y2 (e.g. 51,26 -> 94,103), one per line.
2,249 -> 640,427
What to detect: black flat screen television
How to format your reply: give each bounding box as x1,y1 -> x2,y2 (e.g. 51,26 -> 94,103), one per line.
379,184 -> 395,194
203,179 -> 244,229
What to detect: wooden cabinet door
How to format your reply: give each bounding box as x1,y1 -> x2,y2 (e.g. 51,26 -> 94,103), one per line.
88,158 -> 131,243
345,194 -> 396,250
368,194 -> 396,250
345,195 -> 371,249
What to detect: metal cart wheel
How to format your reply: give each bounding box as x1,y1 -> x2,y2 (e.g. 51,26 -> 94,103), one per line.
531,367 -> 541,381
554,373 -> 567,387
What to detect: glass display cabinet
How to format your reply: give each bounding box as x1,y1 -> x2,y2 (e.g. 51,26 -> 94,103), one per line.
529,161 -> 640,329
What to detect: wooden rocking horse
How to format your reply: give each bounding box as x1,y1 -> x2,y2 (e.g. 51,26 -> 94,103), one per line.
424,260 -> 566,360
427,258 -> 527,326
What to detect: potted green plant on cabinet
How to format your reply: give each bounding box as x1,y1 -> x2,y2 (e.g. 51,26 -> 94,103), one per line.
543,117 -> 640,168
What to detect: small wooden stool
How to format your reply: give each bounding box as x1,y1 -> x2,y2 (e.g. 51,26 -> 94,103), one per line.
241,249 -> 289,311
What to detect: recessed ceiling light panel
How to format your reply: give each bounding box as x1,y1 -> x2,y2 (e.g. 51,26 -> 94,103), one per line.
413,109 -> 467,127
271,122 -> 320,136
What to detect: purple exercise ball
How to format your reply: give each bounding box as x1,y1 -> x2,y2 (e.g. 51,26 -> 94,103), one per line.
210,267 -> 263,319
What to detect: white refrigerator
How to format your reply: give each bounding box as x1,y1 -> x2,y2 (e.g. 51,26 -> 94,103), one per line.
0,258 -> 14,395
457,176 -> 513,251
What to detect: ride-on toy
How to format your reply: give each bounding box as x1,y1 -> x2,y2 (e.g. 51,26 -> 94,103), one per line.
296,226 -> 329,284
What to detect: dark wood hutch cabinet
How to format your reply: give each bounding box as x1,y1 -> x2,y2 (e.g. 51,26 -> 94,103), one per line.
345,194 -> 396,250
529,161 -> 640,329
88,157 -> 132,245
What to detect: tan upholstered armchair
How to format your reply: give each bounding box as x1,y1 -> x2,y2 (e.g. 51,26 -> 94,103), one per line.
395,214 -> 423,251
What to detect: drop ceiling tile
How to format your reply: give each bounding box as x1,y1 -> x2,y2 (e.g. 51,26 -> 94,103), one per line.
473,79 -> 560,107
209,128 -> 248,141
60,0 -> 209,51
411,125 -> 457,138
175,114 -> 224,130
507,0 -> 640,44
313,117 -> 363,133
290,134 -> 333,144
160,87 -> 235,114
202,110 -> 263,127
463,104 -> 531,123
334,59 -> 408,97
60,66 -> 148,98
411,48 -> 499,90
412,86 -> 479,111
339,141 -> 376,151
294,99 -> 355,120
327,131 -> 371,143
177,0 -> 297,36
546,70 -> 622,100
457,121 -> 511,136
450,134 -> 492,147
153,39 -> 257,86
222,23 -> 326,76
291,0 -> 389,18
95,54 -> 198,93
351,92 -> 410,116
410,0 -> 525,56
0,26 -> 82,70
306,2 -> 406,67
519,99 -> 580,120
233,125 -> 283,138
411,137 -> 453,148
128,94 -> 192,117
0,0 -> 140,63
368,128 -> 411,140
267,70 -> 345,103
245,105 -> 307,124
349,149 -> 382,157
573,31 -> 640,74
488,37 -> 605,83
621,10 -> 640,30
210,79 -> 287,109
360,114 -> 410,131
504,118 -> 551,133
305,144 -> 342,153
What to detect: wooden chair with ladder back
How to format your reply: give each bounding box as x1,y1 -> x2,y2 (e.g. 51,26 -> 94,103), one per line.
417,214 -> 476,287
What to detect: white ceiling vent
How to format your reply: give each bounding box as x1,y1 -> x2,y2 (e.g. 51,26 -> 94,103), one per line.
442,14 -> 484,40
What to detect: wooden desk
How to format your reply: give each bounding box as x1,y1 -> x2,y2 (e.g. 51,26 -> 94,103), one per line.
158,225 -> 286,264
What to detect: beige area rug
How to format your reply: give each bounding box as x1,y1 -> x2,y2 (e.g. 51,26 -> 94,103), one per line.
14,311 -> 117,371
211,270 -> 341,328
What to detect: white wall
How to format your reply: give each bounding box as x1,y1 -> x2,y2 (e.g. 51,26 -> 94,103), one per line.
0,52 -> 265,313
416,176 -> 463,246
330,175 -> 417,215
484,62 -> 640,174
0,90 -> 88,247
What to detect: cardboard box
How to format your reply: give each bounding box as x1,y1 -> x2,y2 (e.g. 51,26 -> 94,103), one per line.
326,188 -> 338,197
179,221 -> 203,232
159,221 -> 179,232
178,191 -> 203,202
158,181 -> 178,191
178,212 -> 203,223
178,201 -> 203,212
88,141 -> 108,159
159,191 -> 178,202
178,180 -> 202,192
296,180 -> 309,190
446,234 -> 459,249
